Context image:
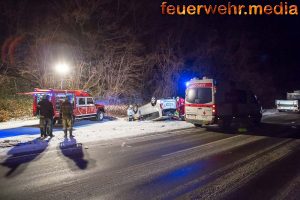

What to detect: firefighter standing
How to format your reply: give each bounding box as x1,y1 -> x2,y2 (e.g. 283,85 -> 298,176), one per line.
60,96 -> 74,137
36,95 -> 54,138
127,105 -> 134,121
176,96 -> 185,120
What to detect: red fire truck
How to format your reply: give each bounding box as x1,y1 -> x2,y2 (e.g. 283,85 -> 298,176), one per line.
22,88 -> 105,124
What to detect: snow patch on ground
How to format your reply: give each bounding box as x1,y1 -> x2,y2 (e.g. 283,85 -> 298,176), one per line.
262,109 -> 300,126
0,119 -> 40,130
0,118 -> 194,156
262,109 -> 279,116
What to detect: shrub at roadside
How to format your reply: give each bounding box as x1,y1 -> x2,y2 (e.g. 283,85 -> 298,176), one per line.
0,96 -> 32,122
105,105 -> 128,118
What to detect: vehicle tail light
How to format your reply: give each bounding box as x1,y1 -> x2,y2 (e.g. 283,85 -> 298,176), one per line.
212,104 -> 216,115
160,103 -> 164,109
214,86 -> 217,94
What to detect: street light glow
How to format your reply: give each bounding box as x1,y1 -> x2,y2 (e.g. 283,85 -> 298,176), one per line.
54,62 -> 70,75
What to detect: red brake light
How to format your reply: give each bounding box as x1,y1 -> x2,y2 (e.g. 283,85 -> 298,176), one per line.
212,104 -> 216,115
160,103 -> 164,109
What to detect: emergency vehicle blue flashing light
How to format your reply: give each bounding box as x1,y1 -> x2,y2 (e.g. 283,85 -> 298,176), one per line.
185,81 -> 190,87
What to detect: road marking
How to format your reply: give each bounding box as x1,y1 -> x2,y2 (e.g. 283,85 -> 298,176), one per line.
161,135 -> 242,157
125,128 -> 201,141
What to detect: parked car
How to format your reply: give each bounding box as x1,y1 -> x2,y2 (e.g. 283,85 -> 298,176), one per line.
133,97 -> 177,120
276,90 -> 300,113
21,88 -> 105,124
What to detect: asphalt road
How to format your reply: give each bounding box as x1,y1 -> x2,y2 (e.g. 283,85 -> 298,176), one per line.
0,122 -> 299,199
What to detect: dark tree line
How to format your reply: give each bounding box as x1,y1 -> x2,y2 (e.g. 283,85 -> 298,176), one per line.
1,0 -> 299,106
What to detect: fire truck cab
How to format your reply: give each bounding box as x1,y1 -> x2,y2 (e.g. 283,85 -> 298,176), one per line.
26,88 -> 105,123
185,77 -> 262,128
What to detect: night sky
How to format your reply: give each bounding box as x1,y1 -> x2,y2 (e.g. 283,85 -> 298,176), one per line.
0,0 -> 299,106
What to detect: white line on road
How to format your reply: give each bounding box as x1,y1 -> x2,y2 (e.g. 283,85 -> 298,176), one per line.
161,135 -> 243,157
125,128 -> 201,141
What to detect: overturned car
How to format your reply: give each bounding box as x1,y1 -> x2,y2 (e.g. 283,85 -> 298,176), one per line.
127,97 -> 177,121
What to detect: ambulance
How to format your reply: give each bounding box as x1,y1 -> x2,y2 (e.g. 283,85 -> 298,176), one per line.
185,77 -> 262,128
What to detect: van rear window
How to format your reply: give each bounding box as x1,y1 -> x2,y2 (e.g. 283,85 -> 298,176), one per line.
186,88 -> 212,104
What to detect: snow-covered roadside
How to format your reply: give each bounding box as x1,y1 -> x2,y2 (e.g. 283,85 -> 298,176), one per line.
0,118 -> 194,156
262,109 -> 279,116
0,119 -> 40,130
262,109 -> 300,126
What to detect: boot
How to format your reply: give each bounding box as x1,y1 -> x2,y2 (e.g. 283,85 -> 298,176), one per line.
64,130 -> 67,138
40,128 -> 45,138
47,128 -> 54,137
69,129 -> 74,137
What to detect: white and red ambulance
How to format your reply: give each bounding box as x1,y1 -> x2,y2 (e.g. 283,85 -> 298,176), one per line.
185,77 -> 262,128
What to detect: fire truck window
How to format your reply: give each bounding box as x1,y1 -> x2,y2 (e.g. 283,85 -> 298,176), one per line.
79,98 -> 85,105
87,98 -> 94,105
37,95 -> 42,103
37,94 -> 51,102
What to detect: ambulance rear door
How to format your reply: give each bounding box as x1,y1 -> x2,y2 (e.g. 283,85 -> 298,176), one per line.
185,83 -> 214,123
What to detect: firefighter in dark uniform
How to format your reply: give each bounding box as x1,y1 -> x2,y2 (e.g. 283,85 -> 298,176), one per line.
36,95 -> 54,138
60,96 -> 74,137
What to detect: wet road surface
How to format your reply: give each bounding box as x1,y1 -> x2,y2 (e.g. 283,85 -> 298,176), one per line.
0,124 -> 299,200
